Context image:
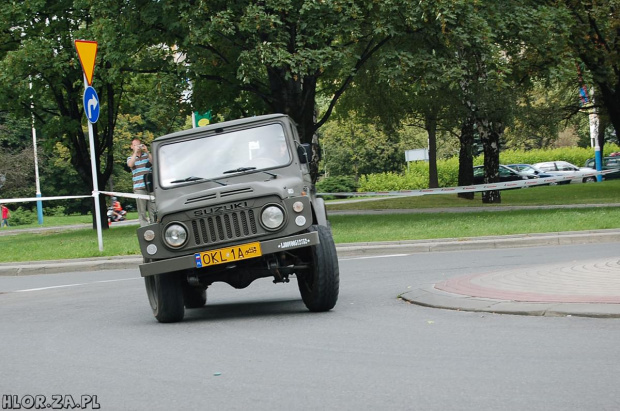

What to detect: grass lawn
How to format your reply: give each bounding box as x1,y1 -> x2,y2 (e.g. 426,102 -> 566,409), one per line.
6,212 -> 140,229
325,179 -> 620,210
330,208 -> 620,243
0,226 -> 141,263
1,180 -> 619,262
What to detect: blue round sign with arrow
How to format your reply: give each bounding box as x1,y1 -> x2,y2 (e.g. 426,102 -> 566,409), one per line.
83,86 -> 100,123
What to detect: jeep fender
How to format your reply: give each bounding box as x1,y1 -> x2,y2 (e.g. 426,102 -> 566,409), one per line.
311,197 -> 328,226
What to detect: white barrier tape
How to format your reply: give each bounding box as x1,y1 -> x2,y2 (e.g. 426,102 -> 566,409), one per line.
0,191 -> 152,205
1,170 -> 612,203
319,171 -> 612,198
98,191 -> 154,201
0,195 -> 91,204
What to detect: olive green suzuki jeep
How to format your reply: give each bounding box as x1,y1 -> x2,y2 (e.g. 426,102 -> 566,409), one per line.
136,114 -> 339,323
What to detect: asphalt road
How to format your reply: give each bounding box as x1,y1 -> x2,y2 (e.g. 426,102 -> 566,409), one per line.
1,243 -> 619,410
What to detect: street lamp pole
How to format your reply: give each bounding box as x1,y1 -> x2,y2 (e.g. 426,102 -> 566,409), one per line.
588,88 -> 602,182
29,80 -> 43,224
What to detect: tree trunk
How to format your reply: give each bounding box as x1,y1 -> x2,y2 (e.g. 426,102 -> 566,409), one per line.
592,77 -> 620,145
479,118 -> 502,204
425,110 -> 439,188
458,115 -> 475,200
268,70 -> 320,182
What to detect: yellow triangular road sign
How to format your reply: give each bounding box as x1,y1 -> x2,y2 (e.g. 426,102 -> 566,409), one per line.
74,40 -> 98,85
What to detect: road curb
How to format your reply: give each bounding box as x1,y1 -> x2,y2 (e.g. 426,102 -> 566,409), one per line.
335,228 -> 620,257
399,285 -> 620,318
0,256 -> 143,276
2,228 -> 620,276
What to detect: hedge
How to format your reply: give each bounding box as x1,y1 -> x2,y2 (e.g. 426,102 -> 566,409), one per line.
358,144 -> 620,192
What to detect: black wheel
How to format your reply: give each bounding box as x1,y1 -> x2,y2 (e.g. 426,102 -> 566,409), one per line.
584,176 -> 596,183
144,273 -> 185,323
183,285 -> 207,309
297,224 -> 339,312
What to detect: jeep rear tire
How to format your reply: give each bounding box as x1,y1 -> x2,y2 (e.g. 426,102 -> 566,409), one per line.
297,225 -> 339,312
144,273 -> 185,323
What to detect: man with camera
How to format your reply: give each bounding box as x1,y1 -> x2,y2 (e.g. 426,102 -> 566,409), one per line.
127,138 -> 155,226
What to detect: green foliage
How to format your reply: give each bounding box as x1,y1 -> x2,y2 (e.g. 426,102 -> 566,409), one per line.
0,0 -> 188,216
44,206 -> 66,217
498,144 -> 620,167
316,176 -> 359,199
9,207 -> 36,226
0,144 -> 37,201
358,170 -> 427,192
0,0 -> 619,202
358,145 -> 620,191
319,113 -> 412,177
0,112 -> 31,151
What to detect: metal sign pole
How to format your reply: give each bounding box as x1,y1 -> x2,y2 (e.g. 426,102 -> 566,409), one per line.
75,40 -> 103,252
84,74 -> 104,251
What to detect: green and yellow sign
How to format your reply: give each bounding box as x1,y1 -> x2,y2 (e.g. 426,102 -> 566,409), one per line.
194,111 -> 213,127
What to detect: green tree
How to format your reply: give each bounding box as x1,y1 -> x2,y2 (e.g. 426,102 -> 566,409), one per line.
561,0 -> 620,140
163,0 -> 419,181
0,0 -> 187,227
319,112 -> 417,179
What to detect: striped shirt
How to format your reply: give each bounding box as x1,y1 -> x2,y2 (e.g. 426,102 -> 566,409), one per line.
128,152 -> 151,190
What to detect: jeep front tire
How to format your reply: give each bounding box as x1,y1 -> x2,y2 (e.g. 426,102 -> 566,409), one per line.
144,273 -> 185,323
297,225 -> 340,312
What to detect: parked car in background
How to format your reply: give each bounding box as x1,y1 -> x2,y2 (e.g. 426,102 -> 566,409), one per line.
531,161 -> 597,184
506,164 -> 570,185
473,165 -> 529,185
584,157 -> 620,180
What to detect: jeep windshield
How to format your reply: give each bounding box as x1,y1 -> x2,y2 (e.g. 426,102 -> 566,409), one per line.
158,123 -> 290,188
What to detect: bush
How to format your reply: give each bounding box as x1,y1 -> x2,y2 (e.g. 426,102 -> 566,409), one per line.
316,176 -> 358,199
357,144 -> 620,192
9,207 -> 36,226
44,205 -> 66,217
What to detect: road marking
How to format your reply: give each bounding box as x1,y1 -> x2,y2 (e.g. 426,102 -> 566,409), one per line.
14,277 -> 138,293
339,254 -> 409,261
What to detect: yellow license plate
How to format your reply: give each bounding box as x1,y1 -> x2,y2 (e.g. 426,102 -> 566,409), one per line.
195,242 -> 262,268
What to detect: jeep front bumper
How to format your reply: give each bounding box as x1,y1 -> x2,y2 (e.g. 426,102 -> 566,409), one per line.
139,231 -> 319,277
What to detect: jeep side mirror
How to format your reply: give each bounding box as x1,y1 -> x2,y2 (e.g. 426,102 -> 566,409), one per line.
298,144 -> 312,164
143,172 -> 154,194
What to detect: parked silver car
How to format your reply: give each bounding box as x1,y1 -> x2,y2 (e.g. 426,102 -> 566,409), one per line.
506,164 -> 570,185
532,161 -> 597,183
585,156 -> 620,180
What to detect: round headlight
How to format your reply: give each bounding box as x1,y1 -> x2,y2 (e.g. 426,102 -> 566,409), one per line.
164,224 -> 188,248
292,201 -> 304,212
261,205 -> 285,230
143,230 -> 155,242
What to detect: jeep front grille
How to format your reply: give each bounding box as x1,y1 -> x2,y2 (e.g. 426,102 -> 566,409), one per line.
191,210 -> 258,245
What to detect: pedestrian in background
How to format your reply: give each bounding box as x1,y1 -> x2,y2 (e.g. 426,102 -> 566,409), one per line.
127,139 -> 155,226
1,204 -> 10,228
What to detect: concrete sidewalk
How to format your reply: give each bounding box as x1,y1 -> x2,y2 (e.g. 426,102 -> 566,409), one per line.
2,228 -> 620,318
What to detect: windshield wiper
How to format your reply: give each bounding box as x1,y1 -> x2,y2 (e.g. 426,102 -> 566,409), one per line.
169,176 -> 227,186
223,167 -> 256,174
222,167 -> 277,179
